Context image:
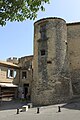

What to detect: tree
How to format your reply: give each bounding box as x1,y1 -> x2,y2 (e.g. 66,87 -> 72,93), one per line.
0,0 -> 49,26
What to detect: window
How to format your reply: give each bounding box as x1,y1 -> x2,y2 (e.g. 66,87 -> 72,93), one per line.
41,50 -> 45,56
22,71 -> 27,79
7,69 -> 17,78
47,61 -> 52,64
10,70 -> 13,77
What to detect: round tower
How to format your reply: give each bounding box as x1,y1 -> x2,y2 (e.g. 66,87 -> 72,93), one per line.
31,17 -> 72,105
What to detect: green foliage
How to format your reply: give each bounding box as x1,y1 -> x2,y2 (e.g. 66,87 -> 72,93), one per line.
0,0 -> 49,26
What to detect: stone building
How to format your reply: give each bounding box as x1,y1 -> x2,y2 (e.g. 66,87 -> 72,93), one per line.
0,58 -> 19,100
1,17 -> 80,106
31,17 -> 80,105
18,55 -> 33,101
0,56 -> 33,101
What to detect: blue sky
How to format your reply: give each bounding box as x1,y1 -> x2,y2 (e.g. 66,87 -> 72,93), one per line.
0,0 -> 80,60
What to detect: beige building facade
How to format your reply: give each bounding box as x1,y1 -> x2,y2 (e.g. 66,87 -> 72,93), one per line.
0,58 -> 19,100
0,56 -> 33,101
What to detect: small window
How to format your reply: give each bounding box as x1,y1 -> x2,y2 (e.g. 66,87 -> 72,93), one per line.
41,50 -> 45,56
7,69 -> 14,78
22,71 -> 27,79
7,69 -> 17,78
47,61 -> 52,64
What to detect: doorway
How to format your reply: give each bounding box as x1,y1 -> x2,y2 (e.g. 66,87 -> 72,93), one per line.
24,84 -> 29,100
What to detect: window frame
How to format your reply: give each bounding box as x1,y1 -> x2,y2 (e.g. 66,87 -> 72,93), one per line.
22,71 -> 27,79
7,68 -> 17,79
41,49 -> 46,56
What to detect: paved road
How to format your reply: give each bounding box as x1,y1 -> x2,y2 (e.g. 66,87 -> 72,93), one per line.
0,100 -> 80,120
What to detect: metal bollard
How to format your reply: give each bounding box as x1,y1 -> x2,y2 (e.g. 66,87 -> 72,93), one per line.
17,108 -> 19,114
37,107 -> 40,114
58,106 -> 61,112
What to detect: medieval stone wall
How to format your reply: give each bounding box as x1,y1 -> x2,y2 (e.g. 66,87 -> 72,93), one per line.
18,56 -> 33,86
31,17 -> 73,106
18,56 -> 33,99
67,23 -> 80,95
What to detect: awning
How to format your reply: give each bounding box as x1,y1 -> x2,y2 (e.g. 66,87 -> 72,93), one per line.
0,83 -> 18,87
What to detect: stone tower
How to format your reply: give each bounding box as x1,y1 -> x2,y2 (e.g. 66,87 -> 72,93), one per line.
31,17 -> 73,106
